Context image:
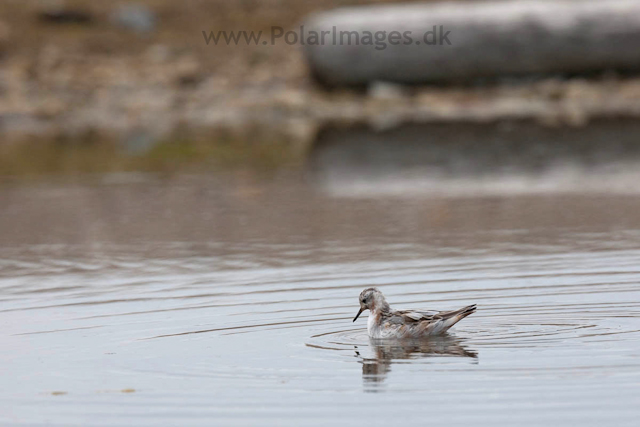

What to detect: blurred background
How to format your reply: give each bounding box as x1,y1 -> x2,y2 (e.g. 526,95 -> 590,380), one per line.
2,0 -> 640,176
2,1 -> 640,426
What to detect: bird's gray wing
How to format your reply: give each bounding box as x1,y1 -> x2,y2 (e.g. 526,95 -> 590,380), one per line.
392,309 -> 441,323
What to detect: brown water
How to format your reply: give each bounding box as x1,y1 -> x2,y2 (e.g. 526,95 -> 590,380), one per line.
1,172 -> 640,426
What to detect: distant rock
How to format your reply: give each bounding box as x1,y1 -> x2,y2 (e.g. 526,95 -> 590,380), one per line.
368,81 -> 406,100
304,0 -> 640,86
111,4 -> 157,34
37,9 -> 93,25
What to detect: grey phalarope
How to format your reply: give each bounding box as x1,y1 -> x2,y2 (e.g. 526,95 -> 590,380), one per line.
353,288 -> 476,339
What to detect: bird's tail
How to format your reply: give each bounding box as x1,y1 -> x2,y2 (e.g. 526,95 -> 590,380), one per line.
440,304 -> 476,332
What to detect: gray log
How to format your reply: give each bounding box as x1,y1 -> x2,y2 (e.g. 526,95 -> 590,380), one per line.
302,0 -> 640,86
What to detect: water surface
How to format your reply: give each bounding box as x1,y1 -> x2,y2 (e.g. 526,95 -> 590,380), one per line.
1,174 -> 640,426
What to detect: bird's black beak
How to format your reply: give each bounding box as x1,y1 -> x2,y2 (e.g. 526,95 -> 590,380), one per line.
353,307 -> 365,322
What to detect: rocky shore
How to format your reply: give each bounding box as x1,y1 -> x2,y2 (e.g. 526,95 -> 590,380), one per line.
2,1 -> 640,160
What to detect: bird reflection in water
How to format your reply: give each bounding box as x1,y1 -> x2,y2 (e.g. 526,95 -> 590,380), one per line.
357,335 -> 478,391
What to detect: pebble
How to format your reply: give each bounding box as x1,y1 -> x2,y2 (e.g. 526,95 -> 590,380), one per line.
111,4 -> 157,34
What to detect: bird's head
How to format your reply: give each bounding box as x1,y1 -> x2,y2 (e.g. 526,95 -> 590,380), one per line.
353,287 -> 387,322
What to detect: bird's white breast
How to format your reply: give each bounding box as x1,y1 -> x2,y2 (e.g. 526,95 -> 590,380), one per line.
367,312 -> 379,337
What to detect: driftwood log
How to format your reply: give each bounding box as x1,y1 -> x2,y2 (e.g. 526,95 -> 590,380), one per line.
302,0 -> 640,86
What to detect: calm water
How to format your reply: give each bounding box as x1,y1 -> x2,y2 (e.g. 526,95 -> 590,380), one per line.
1,173 -> 640,426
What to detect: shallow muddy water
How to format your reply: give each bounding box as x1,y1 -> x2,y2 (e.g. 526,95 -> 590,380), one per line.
1,173 -> 640,426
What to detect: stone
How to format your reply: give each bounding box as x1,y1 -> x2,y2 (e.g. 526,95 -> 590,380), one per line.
303,0 -> 640,86
38,9 -> 93,25
111,4 -> 157,34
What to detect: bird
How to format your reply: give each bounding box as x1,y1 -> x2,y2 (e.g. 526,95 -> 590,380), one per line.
352,287 -> 476,339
